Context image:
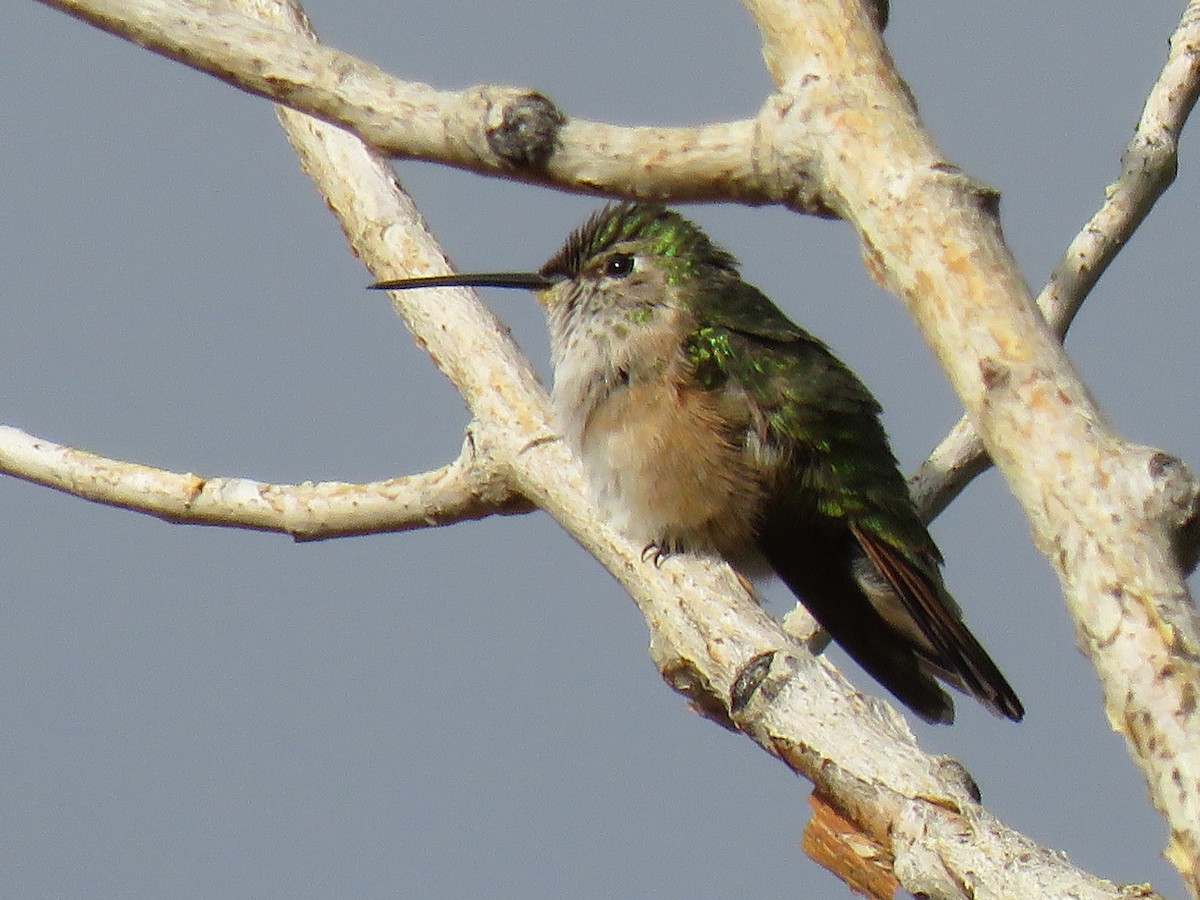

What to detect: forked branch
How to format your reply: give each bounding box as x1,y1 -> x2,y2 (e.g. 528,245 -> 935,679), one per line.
912,0 -> 1200,524
16,0 -> 1200,895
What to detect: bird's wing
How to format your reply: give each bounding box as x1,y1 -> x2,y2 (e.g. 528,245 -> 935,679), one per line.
851,523 -> 1024,721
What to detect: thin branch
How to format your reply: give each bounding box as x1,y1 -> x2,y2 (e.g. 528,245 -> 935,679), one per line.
912,0 -> 1200,523
909,416 -> 991,523
1042,0 -> 1200,336
0,425 -> 527,540
36,0 -> 836,212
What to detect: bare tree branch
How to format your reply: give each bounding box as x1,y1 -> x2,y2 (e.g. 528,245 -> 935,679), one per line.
254,1 -> 1173,896
912,0 -> 1200,524
37,0 -> 836,212
909,416 -> 992,523
0,424 -> 528,539
739,0 -> 1200,889
20,0 -> 1200,894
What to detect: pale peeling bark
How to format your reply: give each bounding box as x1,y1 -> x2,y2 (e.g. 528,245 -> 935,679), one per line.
17,0 -> 1200,895
741,0 -> 1200,890
0,425 -> 527,539
912,2 -> 1200,523
39,0 -> 812,208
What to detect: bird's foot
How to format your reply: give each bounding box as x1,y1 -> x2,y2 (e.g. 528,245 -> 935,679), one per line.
641,543 -> 673,568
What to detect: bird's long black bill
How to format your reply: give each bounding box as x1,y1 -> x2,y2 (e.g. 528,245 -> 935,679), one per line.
368,272 -> 560,291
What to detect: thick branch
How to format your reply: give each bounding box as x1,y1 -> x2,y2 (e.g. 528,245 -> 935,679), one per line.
912,0 -> 1200,523
0,424 -> 526,540
742,0 -> 1200,889
24,0 -> 1194,894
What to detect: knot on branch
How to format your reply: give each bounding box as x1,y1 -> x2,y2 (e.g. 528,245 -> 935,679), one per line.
479,88 -> 565,171
1142,449 -> 1200,573
462,422 -> 536,515
752,94 -> 839,218
730,650 -> 777,713
928,160 -> 1002,217
1098,447 -> 1200,574
1086,446 -> 1200,577
1122,131 -> 1179,194
867,0 -> 890,32
661,657 -> 738,731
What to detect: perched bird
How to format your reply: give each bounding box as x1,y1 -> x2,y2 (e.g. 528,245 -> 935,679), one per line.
371,203 -> 1023,724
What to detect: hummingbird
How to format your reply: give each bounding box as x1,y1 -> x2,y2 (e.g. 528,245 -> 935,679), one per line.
370,203 -> 1023,724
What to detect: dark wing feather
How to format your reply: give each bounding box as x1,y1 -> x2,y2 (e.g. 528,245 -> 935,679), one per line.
851,524 -> 1024,721
758,519 -> 959,723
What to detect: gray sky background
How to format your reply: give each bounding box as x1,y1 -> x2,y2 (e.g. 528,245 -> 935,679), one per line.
3,2 -> 1197,897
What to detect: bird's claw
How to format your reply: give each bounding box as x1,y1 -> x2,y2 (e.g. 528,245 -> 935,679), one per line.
641,543 -> 671,568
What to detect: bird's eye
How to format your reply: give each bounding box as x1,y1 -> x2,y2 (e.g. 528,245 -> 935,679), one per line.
604,254 -> 635,279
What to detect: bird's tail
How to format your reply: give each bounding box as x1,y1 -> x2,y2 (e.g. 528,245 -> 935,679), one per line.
760,524 -> 1023,725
